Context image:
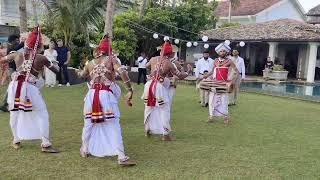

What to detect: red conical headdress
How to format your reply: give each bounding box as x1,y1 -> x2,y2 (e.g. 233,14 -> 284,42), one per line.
96,35 -> 112,55
161,41 -> 173,56
25,27 -> 42,49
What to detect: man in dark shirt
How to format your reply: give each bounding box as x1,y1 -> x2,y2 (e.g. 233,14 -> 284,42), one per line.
7,35 -> 24,72
0,34 -> 24,112
55,39 -> 71,86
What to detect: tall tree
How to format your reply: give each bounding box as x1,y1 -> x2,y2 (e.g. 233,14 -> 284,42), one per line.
19,0 -> 28,32
32,0 -> 39,25
104,0 -> 114,36
139,0 -> 148,18
172,0 -> 176,7
228,0 -> 240,22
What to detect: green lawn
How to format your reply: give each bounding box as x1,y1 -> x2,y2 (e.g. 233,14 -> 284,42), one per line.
0,83 -> 320,179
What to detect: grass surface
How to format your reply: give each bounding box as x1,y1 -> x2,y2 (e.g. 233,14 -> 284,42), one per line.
0,83 -> 320,179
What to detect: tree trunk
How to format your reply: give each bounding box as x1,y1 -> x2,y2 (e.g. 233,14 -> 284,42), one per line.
228,0 -> 232,23
19,0 -> 27,33
172,0 -> 176,7
104,0 -> 114,36
139,0 -> 148,18
32,0 -> 38,26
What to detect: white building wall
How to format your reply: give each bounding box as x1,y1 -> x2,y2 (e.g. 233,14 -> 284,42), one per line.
256,0 -> 305,22
0,0 -> 45,26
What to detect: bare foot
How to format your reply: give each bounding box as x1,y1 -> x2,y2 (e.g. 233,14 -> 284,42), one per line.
80,149 -> 88,158
145,130 -> 151,137
224,117 -> 230,125
119,159 -> 137,167
161,135 -> 173,141
12,142 -> 21,150
41,146 -> 59,153
207,116 -> 214,123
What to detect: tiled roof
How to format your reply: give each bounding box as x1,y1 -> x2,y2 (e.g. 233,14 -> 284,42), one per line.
214,0 -> 282,17
202,19 -> 320,42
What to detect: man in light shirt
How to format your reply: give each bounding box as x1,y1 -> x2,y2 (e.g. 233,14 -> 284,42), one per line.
195,50 -> 214,107
136,52 -> 147,85
229,49 -> 245,105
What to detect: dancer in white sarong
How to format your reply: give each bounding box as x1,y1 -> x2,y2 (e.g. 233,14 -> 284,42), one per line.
201,42 -> 239,124
0,27 -> 59,152
76,35 -> 136,166
143,41 -> 192,141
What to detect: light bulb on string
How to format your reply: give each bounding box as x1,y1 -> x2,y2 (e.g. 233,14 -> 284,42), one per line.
193,42 -> 198,46
186,42 -> 192,47
153,33 -> 159,39
239,41 -> 245,47
224,40 -> 231,46
174,39 -> 180,44
202,36 -> 208,42
204,44 -> 209,49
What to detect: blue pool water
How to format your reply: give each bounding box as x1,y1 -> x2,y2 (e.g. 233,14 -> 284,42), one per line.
241,82 -> 320,97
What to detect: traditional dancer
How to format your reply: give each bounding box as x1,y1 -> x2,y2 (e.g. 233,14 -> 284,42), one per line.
76,35 -> 136,166
143,41 -> 192,141
202,42 -> 239,124
0,27 -> 59,152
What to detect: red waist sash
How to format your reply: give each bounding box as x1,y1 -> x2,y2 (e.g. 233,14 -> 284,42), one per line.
90,83 -> 112,123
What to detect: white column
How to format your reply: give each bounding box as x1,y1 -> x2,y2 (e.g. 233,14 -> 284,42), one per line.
306,43 -> 318,83
268,42 -> 278,62
305,86 -> 313,96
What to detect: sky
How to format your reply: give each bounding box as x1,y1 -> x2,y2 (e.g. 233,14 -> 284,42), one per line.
298,0 -> 320,12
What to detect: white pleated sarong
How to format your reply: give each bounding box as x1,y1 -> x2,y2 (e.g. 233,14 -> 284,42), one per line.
81,82 -> 127,159
7,78 -> 51,147
168,86 -> 175,109
209,92 -> 229,117
142,78 -> 171,135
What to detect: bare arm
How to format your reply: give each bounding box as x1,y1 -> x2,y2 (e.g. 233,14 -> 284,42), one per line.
170,63 -> 192,80
44,56 -> 59,74
113,59 -> 133,106
0,53 -> 16,64
65,51 -> 71,64
77,64 -> 89,78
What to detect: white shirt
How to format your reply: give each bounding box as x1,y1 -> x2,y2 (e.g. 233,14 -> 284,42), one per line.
44,49 -> 58,62
195,57 -> 214,78
136,56 -> 147,69
232,56 -> 245,79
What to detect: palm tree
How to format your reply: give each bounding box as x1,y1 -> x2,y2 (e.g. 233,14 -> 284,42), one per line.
228,0 -> 240,23
49,0 -> 103,45
32,0 -> 39,25
139,0 -> 148,18
104,0 -> 114,35
19,0 -> 27,33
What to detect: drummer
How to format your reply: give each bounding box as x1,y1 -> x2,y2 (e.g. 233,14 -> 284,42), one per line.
201,42 -> 239,125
